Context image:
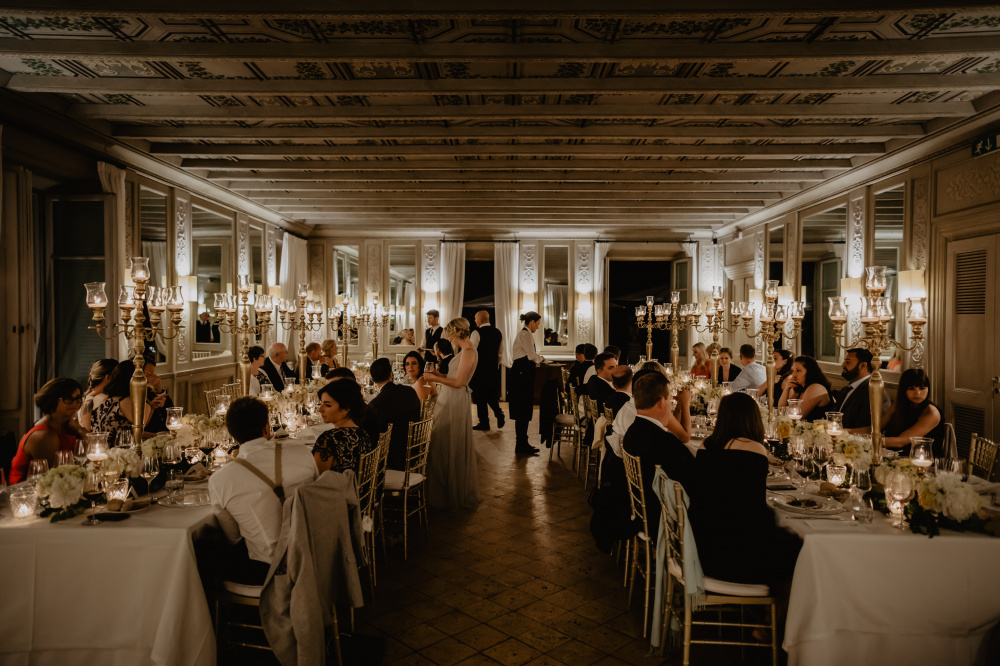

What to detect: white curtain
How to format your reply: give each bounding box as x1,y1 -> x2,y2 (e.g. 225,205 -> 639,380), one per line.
593,241 -> 611,349
98,162 -> 130,358
494,242 -> 519,367
439,242 -> 465,325
141,241 -> 168,289
278,232 -> 309,357
544,284 -> 568,337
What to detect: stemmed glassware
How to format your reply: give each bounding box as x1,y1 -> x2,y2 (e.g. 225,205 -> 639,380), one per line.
141,456 -> 159,495
82,467 -> 104,526
811,445 -> 830,481
166,407 -> 184,440
790,439 -> 811,488
851,466 -> 872,494
115,430 -> 135,450
74,438 -> 87,466
54,450 -> 74,467
27,459 -> 49,483
885,469 -> 914,529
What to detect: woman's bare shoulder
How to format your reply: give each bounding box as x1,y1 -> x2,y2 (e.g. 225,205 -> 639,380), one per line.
727,437 -> 768,456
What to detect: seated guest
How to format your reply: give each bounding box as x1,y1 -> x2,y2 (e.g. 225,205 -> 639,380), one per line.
143,359 -> 172,434
435,338 -> 455,375
403,350 -> 437,402
92,360 -> 152,440
262,342 -> 295,392
690,343 -> 710,378
716,347 -> 742,384
320,338 -> 341,370
837,347 -> 891,432
247,345 -> 268,396
688,392 -> 800,588
603,345 -> 621,361
778,355 -> 832,422
585,352 -> 618,413
607,363 -> 692,456
10,378 -> 85,484
606,365 -> 633,417
208,397 -> 318,583
313,379 -> 373,475
78,358 -> 117,431
622,372 -> 696,540
567,344 -> 591,388
882,368 -> 945,456
757,349 -> 793,406
303,341 -> 329,380
727,344 -> 767,393
325,366 -> 357,382
363,358 -> 421,470
579,343 -> 600,384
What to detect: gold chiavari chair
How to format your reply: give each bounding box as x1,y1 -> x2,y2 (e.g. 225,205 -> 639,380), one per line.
621,449 -> 654,637
355,428 -> 390,597
205,388 -> 225,414
384,418 -> 433,560
657,473 -> 778,666
579,395 -> 599,477
551,388 -> 580,465
373,427 -> 392,563
419,394 -> 437,421
970,433 -> 999,481
222,381 -> 243,400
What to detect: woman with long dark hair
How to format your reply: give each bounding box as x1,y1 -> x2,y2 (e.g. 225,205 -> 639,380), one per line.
778,355 -> 832,422
313,378 -> 371,475
509,311 -> 544,455
403,349 -> 437,402
79,357 -> 117,431
882,368 -> 945,456
757,348 -> 793,406
10,378 -> 86,484
688,392 -> 801,591
716,347 -> 742,384
92,360 -> 153,438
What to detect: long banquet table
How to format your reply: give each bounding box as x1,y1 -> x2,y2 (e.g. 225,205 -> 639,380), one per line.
0,498 -> 218,666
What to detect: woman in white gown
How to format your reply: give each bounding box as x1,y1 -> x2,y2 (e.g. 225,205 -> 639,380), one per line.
423,317 -> 481,509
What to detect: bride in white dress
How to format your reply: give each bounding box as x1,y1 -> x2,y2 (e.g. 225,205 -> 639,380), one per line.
423,317 -> 482,509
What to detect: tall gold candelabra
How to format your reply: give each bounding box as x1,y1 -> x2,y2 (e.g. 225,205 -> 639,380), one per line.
827,265 -> 927,463
214,274 -> 273,396
84,257 -> 185,445
685,286 -> 742,387
635,291 -> 688,369
359,295 -> 390,360
277,283 -> 325,383
738,280 -> 806,425
328,295 -> 356,368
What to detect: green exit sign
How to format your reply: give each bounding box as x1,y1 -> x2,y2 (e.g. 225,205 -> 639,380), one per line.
972,132 -> 1000,158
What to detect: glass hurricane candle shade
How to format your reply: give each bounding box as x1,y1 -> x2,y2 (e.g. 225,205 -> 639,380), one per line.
166,407 -> 184,432
107,478 -> 130,502
827,297 -> 849,323
827,464 -> 848,487
297,283 -> 309,299
237,274 -> 251,294
671,291 -> 680,304
130,257 -> 151,283
787,399 -> 802,420
118,285 -> 135,309
825,412 -> 844,436
764,280 -> 779,301
907,297 -> 928,325
85,282 -> 109,309
910,437 -> 934,468
865,266 -> 888,293
9,487 -> 38,519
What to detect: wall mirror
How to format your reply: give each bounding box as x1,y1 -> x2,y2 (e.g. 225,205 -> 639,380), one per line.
801,204 -> 847,362
138,187 -> 169,363
387,245 -> 417,346
542,245 -> 570,347
873,184 -> 905,369
768,225 -> 784,284
332,245 -> 360,343
192,204 -> 233,359
249,225 -> 264,288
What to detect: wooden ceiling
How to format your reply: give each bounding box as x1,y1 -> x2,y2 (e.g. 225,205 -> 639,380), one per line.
2,3 -> 1000,239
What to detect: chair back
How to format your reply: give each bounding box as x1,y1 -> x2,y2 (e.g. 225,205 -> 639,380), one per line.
373,427 -> 392,502
205,388 -> 225,414
566,385 -> 579,419
970,433 -> 999,481
603,405 -> 614,422
355,428 -> 390,519
420,395 -> 437,421
223,382 -> 243,399
657,472 -> 687,577
620,448 -> 650,537
560,367 -> 569,387
404,418 -> 434,485
583,395 -> 599,423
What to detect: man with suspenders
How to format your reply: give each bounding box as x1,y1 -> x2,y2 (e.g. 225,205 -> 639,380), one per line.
208,397 -> 318,583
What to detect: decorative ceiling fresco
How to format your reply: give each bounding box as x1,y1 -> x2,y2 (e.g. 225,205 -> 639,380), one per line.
1,6 -> 1000,237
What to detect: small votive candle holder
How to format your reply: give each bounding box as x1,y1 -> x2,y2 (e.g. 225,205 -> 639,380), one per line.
9,487 -> 38,519
827,464 -> 848,487
107,478 -> 130,502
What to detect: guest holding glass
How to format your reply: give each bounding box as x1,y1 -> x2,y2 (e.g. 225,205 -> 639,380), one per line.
688,392 -> 801,590
313,378 -> 373,475
92,360 -> 153,440
757,348 -> 793,406
716,347 -> 742,384
248,345 -> 268,396
143,359 -> 172,434
778,355 -> 833,422
690,342 -> 710,378
404,350 -> 437,403
882,368 -> 945,456
10,378 -> 86,484
78,357 -> 117,431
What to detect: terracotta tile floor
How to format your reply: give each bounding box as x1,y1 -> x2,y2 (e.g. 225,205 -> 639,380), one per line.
355,408 -> 774,665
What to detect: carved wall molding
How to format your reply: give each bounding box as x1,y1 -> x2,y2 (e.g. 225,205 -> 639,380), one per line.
753,230 -> 765,289
365,243 -> 381,297
783,220 -> 799,288
422,242 -> 439,294
236,214 -> 249,276
910,176 -> 930,271
576,242 -> 592,343
124,181 -> 134,261
308,243 -> 325,295
265,226 -> 277,286
847,195 -> 866,279
943,158 -> 1000,203
173,190 -> 192,364
520,243 -> 537,294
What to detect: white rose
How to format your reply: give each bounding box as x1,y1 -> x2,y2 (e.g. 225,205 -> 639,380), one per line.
944,485 -> 980,522
47,473 -> 83,508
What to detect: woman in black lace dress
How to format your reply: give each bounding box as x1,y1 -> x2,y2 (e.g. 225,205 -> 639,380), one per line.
91,360 -> 151,440
313,378 -> 372,475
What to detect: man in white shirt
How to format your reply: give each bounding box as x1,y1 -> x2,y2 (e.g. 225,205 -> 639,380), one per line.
207,396 -> 318,583
727,343 -> 767,393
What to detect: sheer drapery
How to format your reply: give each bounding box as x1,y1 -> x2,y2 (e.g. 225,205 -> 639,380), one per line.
593,241 -> 610,349
494,242 -> 519,367
544,284 -> 568,337
439,242 -> 466,325
98,162 -> 129,358
141,241 -> 168,290
278,232 -> 309,357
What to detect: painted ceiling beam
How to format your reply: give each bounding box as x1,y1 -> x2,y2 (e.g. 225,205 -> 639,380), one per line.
207,169 -> 828,181
225,180 -> 798,191
181,157 -> 853,170
250,196 -> 769,205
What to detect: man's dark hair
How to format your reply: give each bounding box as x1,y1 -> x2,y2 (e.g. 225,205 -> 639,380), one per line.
847,347 -> 875,371
633,372 -> 669,410
739,343 -> 756,360
575,343 -> 587,355
436,338 -> 453,356
603,345 -> 621,360
105,360 -> 139,399
593,352 -> 615,372
226,397 -> 270,444
325,366 -> 357,381
305,341 -> 321,354
319,378 -> 366,423
35,377 -> 83,415
611,365 -> 633,390
369,358 -> 393,384
426,309 -> 439,318
248,345 -> 265,363
583,344 -> 599,361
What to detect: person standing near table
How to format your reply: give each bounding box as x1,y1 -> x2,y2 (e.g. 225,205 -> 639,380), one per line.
423,309 -> 443,366
510,311 -> 544,456
470,310 -> 505,432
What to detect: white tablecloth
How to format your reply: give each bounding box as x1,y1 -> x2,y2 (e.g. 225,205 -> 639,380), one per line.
778,510 -> 1000,666
0,501 -> 218,666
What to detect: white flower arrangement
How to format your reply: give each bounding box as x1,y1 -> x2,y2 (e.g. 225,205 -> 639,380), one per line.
34,464 -> 86,509
831,433 -> 873,469
874,458 -> 921,485
915,472 -> 981,523
103,447 -> 141,478
182,413 -> 225,436
141,433 -> 173,458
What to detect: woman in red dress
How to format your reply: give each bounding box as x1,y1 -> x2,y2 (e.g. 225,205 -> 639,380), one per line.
10,378 -> 86,484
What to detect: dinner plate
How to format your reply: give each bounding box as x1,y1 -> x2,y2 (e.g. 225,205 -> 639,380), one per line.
769,493 -> 843,516
159,490 -> 211,508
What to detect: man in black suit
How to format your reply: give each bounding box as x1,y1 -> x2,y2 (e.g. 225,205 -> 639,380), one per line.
195,312 -> 221,343
261,342 -> 295,392
622,372 -> 695,540
585,352 -> 618,414
837,347 -> 891,432
470,310 -> 505,431
423,309 -> 443,366
606,365 -> 633,418
303,342 -> 329,381
435,338 -> 454,375
363,358 -> 421,470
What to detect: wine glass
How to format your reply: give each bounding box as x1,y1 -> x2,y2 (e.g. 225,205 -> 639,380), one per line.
706,398 -> 719,428
811,445 -> 830,480
74,438 -> 87,465
27,459 -> 49,483
885,470 -> 914,529
851,466 -> 872,495
115,429 -> 135,450
141,456 -> 159,496
54,450 -> 74,467
82,467 -> 104,526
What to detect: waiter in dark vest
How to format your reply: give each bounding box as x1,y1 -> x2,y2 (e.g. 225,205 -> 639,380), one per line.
510,311 -> 544,456
423,309 -> 443,366
470,310 -> 505,431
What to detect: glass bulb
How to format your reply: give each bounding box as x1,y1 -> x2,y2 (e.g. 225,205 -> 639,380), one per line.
907,297 -> 928,325
130,257 -> 150,283
297,283 -> 309,299
85,282 -> 108,308
827,296 -> 848,323
118,285 -> 135,308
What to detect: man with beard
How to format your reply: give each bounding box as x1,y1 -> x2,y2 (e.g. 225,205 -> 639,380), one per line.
836,347 -> 890,432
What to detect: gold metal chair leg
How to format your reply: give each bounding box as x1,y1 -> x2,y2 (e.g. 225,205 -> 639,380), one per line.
642,540 -> 651,638
683,600 -> 693,666
661,573 -> 676,654
402,491 -> 410,561
626,536 -> 637,606
770,603 -> 779,666
329,607 -> 343,666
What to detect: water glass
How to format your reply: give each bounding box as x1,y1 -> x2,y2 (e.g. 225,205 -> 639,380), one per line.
107,478 -> 130,502
54,450 -> 74,467
115,430 -> 135,449
27,459 -> 49,482
9,486 -> 38,520
826,464 -> 848,487
851,466 -> 872,494
74,439 -> 87,465
934,457 -> 967,480
164,470 -> 185,498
